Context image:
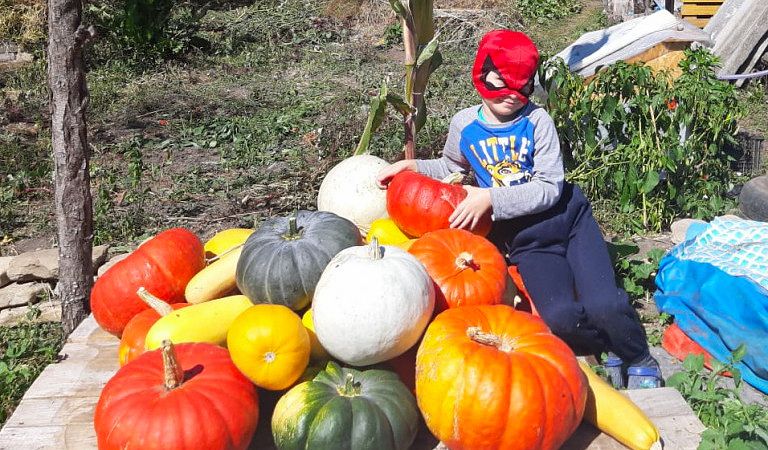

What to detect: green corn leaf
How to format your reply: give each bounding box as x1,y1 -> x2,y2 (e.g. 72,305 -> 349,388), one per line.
416,34 -> 439,68
386,93 -> 414,116
354,84 -> 390,156
388,0 -> 407,17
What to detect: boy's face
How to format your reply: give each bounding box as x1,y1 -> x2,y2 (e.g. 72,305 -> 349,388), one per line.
481,71 -> 532,118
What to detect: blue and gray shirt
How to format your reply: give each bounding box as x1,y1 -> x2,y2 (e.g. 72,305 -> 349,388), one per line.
416,102 -> 564,221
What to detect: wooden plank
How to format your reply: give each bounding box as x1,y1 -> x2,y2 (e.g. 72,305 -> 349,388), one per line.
682,4 -> 721,15
2,397 -> 100,428
22,344 -> 117,399
683,17 -> 710,27
0,424 -> 97,450
682,0 -> 723,4
65,315 -> 117,347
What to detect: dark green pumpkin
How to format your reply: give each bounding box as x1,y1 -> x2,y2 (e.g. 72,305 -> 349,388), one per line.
235,210 -> 361,311
271,361 -> 419,450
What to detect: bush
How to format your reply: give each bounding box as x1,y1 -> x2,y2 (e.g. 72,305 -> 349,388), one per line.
541,49 -> 741,233
0,0 -> 46,48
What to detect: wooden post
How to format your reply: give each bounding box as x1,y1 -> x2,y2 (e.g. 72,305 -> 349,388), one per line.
47,0 -> 95,335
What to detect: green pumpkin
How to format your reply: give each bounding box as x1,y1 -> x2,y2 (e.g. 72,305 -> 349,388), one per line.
272,361 -> 419,450
235,210 -> 361,311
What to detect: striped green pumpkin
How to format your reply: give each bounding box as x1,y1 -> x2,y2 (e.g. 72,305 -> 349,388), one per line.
272,361 -> 418,450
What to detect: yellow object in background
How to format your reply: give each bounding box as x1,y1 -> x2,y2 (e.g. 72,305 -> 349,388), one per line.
204,228 -> 254,259
578,361 -> 662,450
365,218 -> 411,245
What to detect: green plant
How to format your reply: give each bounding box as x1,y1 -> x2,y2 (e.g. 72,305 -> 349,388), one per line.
355,0 -> 442,158
517,0 -> 582,23
541,49 -> 741,234
608,242 -> 666,302
0,321 -> 64,425
667,348 -> 768,449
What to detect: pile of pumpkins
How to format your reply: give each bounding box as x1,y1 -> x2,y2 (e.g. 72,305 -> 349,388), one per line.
91,154 -> 661,450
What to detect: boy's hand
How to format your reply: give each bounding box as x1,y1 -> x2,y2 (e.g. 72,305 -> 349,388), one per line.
450,186 -> 492,231
376,160 -> 417,189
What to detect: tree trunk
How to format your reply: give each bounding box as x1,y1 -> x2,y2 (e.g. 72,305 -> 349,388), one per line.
48,0 -> 95,335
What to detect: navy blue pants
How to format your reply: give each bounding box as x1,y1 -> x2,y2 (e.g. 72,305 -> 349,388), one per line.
488,183 -> 649,364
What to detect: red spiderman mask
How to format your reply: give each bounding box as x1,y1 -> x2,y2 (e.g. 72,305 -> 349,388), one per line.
472,30 -> 540,103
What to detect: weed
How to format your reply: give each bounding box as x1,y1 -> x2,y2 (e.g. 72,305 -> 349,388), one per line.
517,0 -> 582,23
668,349 -> 768,449
0,320 -> 64,426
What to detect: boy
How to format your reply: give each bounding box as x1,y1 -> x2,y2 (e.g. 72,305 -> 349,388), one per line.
376,30 -> 661,387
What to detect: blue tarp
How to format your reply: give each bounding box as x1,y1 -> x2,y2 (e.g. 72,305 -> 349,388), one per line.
655,233 -> 768,394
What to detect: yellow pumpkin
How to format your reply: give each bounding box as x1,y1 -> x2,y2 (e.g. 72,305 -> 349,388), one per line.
227,305 -> 310,390
301,309 -> 331,363
365,218 -> 411,246
204,228 -> 254,259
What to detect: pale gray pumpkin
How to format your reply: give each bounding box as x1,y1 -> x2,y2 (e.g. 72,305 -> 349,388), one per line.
235,210 -> 361,311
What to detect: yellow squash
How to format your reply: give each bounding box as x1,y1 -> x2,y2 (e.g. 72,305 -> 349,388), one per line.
185,246 -> 242,304
579,361 -> 662,450
365,218 -> 411,246
204,228 -> 253,258
227,304 -> 310,391
301,309 -> 331,362
144,294 -> 252,350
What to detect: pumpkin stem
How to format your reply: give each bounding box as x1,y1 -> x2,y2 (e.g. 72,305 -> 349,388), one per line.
283,216 -> 303,241
136,287 -> 173,316
467,327 -> 514,352
441,172 -> 464,185
161,340 -> 184,390
370,237 -> 383,260
455,252 -> 477,271
338,372 -> 362,397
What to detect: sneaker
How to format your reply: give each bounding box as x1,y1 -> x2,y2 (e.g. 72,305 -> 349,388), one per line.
603,353 -> 625,389
626,364 -> 663,389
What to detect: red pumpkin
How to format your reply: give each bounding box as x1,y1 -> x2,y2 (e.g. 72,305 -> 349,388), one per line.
91,228 -> 205,336
386,171 -> 492,237
416,305 -> 587,450
385,343 -> 418,394
118,288 -> 189,366
409,229 -> 507,312
95,341 -> 259,450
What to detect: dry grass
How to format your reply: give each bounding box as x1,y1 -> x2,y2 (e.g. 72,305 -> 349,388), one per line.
0,0 -> 46,48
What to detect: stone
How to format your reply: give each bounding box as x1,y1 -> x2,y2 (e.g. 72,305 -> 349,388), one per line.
0,256 -> 12,288
6,245 -> 110,282
0,282 -> 49,309
670,218 -> 707,244
0,300 -> 61,326
97,253 -> 129,278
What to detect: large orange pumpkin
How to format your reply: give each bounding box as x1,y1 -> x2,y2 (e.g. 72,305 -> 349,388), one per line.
91,228 -> 205,336
416,305 -> 587,450
95,341 -> 259,450
386,171 -> 492,237
409,229 -> 508,312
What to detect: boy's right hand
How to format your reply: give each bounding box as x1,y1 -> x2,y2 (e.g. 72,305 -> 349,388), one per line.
375,159 -> 417,189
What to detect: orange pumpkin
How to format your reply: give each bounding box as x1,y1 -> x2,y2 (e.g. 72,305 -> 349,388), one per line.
409,228 -> 508,312
416,305 -> 587,450
118,288 -> 189,366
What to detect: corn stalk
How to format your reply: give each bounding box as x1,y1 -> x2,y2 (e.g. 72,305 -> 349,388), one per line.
354,0 -> 441,159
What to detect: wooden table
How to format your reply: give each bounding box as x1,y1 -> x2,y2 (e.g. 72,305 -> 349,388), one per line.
0,315 -> 706,449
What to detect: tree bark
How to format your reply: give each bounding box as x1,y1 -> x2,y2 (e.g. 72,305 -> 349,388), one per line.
48,0 -> 94,335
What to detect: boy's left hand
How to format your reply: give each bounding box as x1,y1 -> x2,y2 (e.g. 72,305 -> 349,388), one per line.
450,186 -> 492,231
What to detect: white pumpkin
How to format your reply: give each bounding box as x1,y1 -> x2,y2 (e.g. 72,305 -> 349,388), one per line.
312,240 -> 435,366
317,154 -> 389,235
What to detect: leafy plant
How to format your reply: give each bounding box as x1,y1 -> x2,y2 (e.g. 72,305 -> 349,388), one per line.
667,348 -> 768,449
517,0 -> 582,23
608,241 -> 666,301
541,49 -> 741,233
0,321 -> 64,425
